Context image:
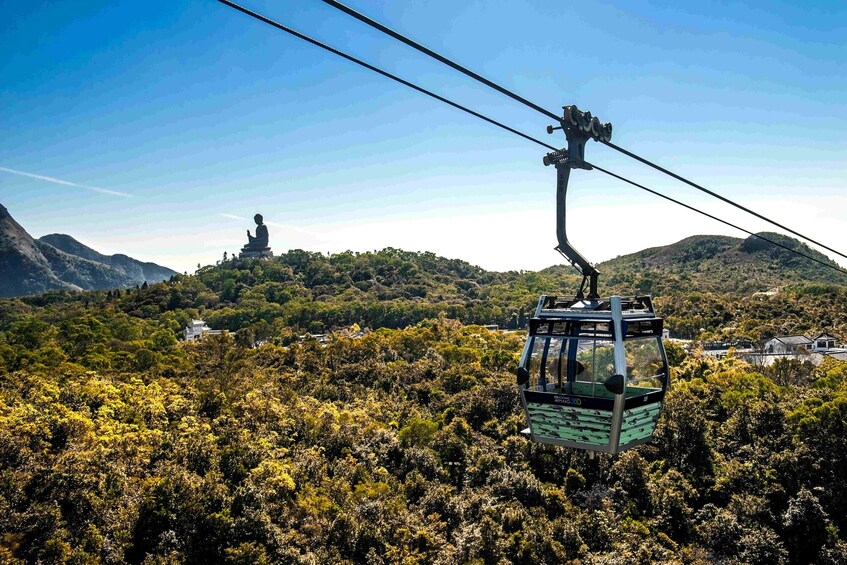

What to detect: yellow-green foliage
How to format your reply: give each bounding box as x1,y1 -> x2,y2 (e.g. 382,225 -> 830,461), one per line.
1,257 -> 846,562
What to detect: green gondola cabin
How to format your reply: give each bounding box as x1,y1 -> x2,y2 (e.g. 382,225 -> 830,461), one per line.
517,295 -> 669,454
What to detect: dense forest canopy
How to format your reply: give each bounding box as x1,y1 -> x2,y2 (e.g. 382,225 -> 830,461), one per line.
6,245 -> 845,343
1,247 -> 847,563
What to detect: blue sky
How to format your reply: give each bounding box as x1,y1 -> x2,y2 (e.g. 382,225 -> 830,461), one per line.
1,0 -> 845,274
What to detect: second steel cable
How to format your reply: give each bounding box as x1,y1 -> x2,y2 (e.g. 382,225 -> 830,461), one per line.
217,0 -> 847,276
319,0 -> 847,261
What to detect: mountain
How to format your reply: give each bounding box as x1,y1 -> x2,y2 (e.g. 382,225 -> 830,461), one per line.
35,239 -> 138,291
0,204 -> 177,297
39,233 -> 177,285
0,203 -> 79,297
543,233 -> 847,295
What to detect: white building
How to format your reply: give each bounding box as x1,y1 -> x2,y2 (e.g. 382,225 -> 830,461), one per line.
183,320 -> 222,341
298,333 -> 328,344
763,335 -> 813,355
813,333 -> 839,352
750,332 -> 846,367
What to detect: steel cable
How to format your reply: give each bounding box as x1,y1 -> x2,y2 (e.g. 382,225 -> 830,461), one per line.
217,0 -> 847,276
318,0 -> 847,261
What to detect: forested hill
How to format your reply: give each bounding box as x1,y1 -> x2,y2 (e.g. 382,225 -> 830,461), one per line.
592,232 -> 847,295
5,238 -> 845,343
135,237 -> 847,340
3,247 -> 847,561
128,247 -> 578,335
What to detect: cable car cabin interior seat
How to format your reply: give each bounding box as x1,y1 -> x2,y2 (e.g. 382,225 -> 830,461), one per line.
517,295 -> 669,454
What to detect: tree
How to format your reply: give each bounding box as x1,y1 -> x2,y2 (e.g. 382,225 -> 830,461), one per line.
783,489 -> 832,564
653,387 -> 714,484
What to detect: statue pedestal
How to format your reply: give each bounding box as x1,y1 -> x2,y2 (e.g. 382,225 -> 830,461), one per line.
239,247 -> 273,259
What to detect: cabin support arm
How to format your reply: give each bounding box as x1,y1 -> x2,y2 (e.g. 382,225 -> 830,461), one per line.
543,105 -> 612,300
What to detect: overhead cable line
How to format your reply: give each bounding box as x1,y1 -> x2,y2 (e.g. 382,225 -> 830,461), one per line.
217,0 -> 847,276
601,140 -> 847,262
588,163 -> 847,275
318,0 -> 562,123
319,0 -> 847,262
217,0 -> 556,152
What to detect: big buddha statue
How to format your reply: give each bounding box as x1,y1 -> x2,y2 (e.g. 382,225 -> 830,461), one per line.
239,213 -> 273,258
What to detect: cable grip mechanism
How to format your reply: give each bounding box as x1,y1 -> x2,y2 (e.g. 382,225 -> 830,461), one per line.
542,105 -> 613,300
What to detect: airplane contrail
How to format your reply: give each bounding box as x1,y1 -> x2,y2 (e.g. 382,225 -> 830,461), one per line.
0,166 -> 133,197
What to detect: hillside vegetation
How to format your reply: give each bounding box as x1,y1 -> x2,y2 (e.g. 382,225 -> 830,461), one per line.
595,233 -> 847,295
54,244 -> 847,344
1,296 -> 847,562
1,244 -> 847,562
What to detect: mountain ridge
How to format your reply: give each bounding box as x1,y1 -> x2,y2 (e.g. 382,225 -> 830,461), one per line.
38,233 -> 178,284
3,198 -> 844,301
552,232 -> 847,295
0,203 -> 79,297
0,204 -> 178,297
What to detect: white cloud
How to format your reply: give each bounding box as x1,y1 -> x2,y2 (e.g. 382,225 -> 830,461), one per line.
217,213 -> 248,221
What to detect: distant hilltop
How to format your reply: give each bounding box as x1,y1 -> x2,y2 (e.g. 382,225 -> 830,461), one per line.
0,203 -> 177,298
592,233 -> 847,295
3,197 -> 843,300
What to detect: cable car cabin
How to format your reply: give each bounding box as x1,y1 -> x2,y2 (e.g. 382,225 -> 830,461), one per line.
517,295 -> 669,454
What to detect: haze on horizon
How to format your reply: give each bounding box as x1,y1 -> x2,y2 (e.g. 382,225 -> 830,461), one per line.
1,0 -> 845,275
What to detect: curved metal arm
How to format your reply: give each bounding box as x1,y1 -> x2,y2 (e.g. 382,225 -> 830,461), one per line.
544,105 -> 611,300
553,162 -> 600,299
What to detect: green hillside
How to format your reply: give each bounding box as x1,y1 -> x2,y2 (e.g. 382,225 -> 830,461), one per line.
104,248 -> 578,337
593,232 -> 847,295
96,241 -> 847,343
5,237 -> 845,346
2,277 -> 847,562
2,242 -> 847,562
